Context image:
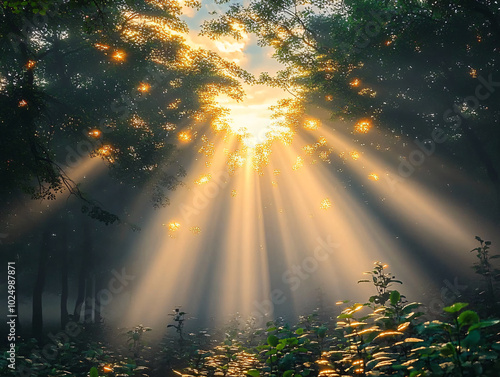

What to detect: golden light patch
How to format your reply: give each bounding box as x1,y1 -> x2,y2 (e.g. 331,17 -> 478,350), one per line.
303,145 -> 314,155
88,129 -> 102,138
94,43 -> 110,51
112,50 -> 126,61
231,189 -> 237,197
165,222 -> 180,232
304,119 -> 320,130
316,136 -> 328,147
273,169 -> 281,176
355,119 -> 372,133
350,78 -> 360,87
350,151 -> 360,160
292,156 -> 304,171
319,150 -> 331,163
167,99 -> 182,110
18,99 -> 28,107
138,83 -> 151,93
98,145 -> 113,156
195,174 -> 211,185
163,123 -> 176,131
227,151 -> 245,174
320,198 -> 332,210
368,173 -> 379,181
26,60 -> 36,69
177,131 -> 192,142
190,226 -> 201,235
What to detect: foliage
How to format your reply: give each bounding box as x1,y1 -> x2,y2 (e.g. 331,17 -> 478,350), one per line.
126,324 -> 152,358
202,0 -> 500,214
0,0 -> 249,222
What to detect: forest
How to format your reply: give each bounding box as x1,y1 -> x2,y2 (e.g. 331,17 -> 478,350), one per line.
1,0 -> 500,376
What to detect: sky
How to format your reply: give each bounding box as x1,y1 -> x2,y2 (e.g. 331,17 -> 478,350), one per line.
179,0 -> 293,146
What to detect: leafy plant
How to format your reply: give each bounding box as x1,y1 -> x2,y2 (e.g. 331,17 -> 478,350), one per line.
470,236 -> 500,303
126,324 -> 152,358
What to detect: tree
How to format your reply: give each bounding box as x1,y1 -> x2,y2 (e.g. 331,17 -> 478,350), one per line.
202,0 -> 500,215
0,0 -> 249,223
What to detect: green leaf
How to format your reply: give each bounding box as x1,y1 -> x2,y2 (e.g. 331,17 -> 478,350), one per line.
295,328 -> 304,335
317,326 -> 327,339
89,367 -> 99,377
401,302 -> 422,314
443,302 -> 468,313
283,370 -> 294,377
390,290 -> 401,306
457,310 -> 479,327
247,370 -> 260,377
267,335 -> 279,347
468,319 -> 500,332
462,330 -> 481,348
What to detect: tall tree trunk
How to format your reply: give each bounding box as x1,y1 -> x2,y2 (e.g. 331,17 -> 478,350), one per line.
94,274 -> 103,324
84,275 -> 94,323
73,219 -> 91,321
32,228 -> 50,342
60,219 -> 69,329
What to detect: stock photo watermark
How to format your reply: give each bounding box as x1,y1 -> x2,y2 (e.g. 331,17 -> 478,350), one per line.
248,235 -> 340,327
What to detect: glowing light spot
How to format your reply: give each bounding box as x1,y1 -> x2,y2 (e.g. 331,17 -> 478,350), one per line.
385,40 -> 392,46
198,136 -> 215,157
88,129 -> 102,138
178,131 -> 192,143
103,365 -> 113,373
316,136 -> 328,147
350,78 -> 360,87
94,43 -> 110,51
358,88 -> 377,97
227,151 -> 245,174
325,95 -> 333,101
18,99 -> 27,107
167,99 -> 181,110
303,145 -> 314,155
190,226 -> 201,235
165,222 -> 180,232
195,174 -> 211,185
231,21 -> 245,33
138,83 -> 151,93
231,190 -> 237,197
355,119 -> 372,133
368,173 -> 379,181
292,156 -> 304,171
26,60 -> 36,69
319,150 -> 331,163
163,123 -> 176,131
350,151 -> 360,160
469,68 -> 478,78
212,118 -> 229,132
98,145 -> 113,156
112,50 -> 126,61
273,169 -> 281,176
271,181 -> 278,186
304,119 -> 320,130
320,198 -> 332,210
